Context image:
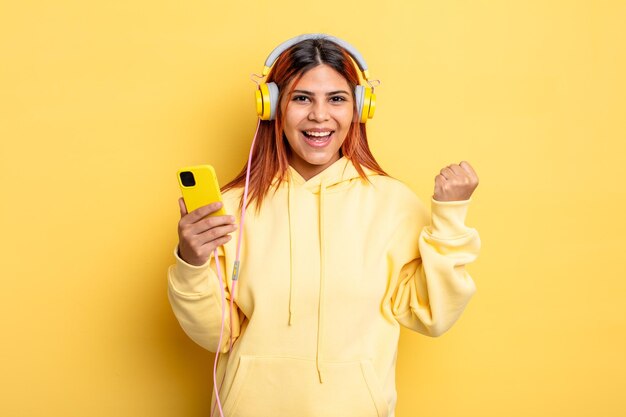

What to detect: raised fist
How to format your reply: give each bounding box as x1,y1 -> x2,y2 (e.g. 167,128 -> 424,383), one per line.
433,161 -> 479,202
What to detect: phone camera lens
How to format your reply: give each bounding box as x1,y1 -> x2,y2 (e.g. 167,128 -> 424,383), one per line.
180,171 -> 196,187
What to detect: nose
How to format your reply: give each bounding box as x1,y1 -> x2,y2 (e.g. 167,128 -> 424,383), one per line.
307,101 -> 330,122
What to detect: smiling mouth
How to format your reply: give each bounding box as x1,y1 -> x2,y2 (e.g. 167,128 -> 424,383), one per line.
302,130 -> 334,139
301,130 -> 334,147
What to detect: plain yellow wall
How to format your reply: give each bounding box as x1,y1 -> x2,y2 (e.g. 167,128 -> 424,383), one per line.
1,1 -> 625,416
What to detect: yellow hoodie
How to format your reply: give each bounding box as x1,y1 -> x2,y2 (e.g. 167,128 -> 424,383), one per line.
168,157 -> 480,417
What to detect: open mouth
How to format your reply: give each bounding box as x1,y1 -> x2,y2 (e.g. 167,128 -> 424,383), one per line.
302,130 -> 334,147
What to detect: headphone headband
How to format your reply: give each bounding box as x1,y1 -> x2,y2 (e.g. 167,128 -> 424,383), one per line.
255,34 -> 377,123
262,33 -> 370,80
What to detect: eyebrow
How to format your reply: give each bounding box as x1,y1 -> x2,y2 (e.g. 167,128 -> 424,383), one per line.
293,89 -> 351,96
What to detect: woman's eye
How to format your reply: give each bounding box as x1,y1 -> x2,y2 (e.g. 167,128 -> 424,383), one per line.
330,96 -> 347,102
292,95 -> 310,102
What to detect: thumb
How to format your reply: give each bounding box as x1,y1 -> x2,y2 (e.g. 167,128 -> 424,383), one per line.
178,197 -> 188,217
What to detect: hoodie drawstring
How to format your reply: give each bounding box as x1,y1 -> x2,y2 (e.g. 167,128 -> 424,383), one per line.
316,180 -> 327,383
287,178 -> 295,326
287,159 -> 359,384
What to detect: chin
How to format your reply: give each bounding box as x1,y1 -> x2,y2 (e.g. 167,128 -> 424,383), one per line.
303,152 -> 340,166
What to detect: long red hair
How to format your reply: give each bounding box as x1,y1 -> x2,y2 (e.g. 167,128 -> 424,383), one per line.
222,38 -> 387,209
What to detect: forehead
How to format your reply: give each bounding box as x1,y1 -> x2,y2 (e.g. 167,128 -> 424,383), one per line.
291,64 -> 351,92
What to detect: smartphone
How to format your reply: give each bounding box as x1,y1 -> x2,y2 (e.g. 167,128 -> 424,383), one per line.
177,164 -> 226,216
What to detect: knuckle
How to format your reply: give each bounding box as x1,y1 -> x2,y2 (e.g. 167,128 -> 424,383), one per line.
208,203 -> 220,214
212,227 -> 226,240
206,228 -> 218,241
195,208 -> 207,219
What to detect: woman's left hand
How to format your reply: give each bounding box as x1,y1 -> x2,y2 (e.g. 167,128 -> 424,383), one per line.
433,161 -> 479,202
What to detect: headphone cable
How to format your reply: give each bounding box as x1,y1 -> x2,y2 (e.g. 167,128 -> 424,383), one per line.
211,118 -> 260,417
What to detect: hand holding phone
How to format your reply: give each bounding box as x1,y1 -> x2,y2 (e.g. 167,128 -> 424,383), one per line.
176,165 -> 237,266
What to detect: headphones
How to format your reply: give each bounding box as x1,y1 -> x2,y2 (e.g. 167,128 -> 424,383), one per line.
255,34 -> 377,124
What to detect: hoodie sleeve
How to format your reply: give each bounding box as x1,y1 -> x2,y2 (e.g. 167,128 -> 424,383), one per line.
167,245 -> 242,352
389,197 -> 480,337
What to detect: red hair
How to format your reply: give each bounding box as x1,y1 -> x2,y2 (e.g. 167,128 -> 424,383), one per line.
222,38 -> 387,209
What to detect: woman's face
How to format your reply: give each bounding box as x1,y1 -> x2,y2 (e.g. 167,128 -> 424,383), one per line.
281,64 -> 354,180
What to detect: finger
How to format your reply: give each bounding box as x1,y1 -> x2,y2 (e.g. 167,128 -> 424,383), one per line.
459,161 -> 478,179
179,198 -> 188,217
189,215 -> 237,236
203,234 -> 233,251
448,164 -> 466,177
439,167 -> 454,180
184,214 -> 236,237
186,201 -> 225,224
197,223 -> 238,246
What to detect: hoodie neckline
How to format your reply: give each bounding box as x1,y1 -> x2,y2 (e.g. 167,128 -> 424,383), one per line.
286,157 -> 370,194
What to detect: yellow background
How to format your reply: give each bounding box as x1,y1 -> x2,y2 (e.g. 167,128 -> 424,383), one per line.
1,1 -> 625,416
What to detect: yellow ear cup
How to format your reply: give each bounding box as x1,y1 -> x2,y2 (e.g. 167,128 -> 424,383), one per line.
367,91 -> 376,119
360,87 -> 374,123
256,83 -> 272,120
255,87 -> 264,119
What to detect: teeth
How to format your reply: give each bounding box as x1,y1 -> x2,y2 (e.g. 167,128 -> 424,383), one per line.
305,131 -> 332,137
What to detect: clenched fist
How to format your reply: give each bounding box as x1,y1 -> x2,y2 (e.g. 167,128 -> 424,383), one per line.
433,161 -> 479,202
